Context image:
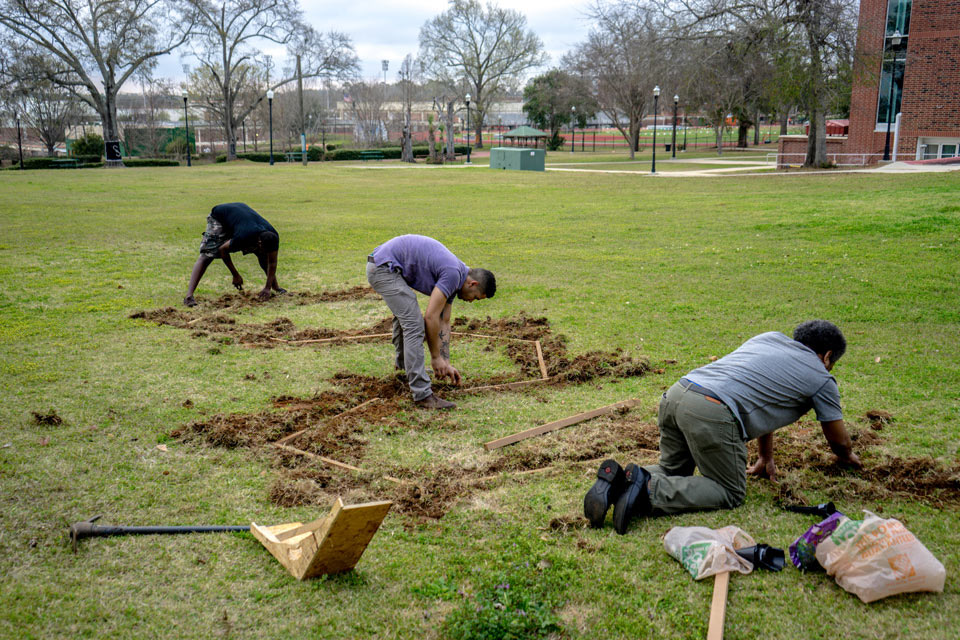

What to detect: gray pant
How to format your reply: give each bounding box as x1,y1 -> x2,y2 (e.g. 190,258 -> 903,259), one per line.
643,381 -> 747,514
366,262 -> 432,401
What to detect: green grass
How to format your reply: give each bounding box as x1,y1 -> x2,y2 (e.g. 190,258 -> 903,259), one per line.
1,163 -> 958,639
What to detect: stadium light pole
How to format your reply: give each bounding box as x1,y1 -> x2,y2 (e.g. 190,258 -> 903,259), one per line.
651,85 -> 660,174
267,90 -> 275,165
672,95 -> 679,158
882,30 -> 902,162
182,90 -> 192,167
16,113 -> 24,169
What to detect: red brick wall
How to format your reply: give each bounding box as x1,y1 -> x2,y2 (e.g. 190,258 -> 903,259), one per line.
846,0 -> 960,162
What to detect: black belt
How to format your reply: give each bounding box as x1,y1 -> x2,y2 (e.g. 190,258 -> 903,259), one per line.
680,378 -> 724,403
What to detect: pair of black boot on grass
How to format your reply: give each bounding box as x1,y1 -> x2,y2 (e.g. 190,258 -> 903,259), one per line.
584,459 -> 652,534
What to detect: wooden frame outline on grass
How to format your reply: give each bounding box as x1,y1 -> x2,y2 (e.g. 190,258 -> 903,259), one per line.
483,398 -> 642,450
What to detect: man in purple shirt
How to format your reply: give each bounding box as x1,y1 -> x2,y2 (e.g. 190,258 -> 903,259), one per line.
366,235 -> 496,409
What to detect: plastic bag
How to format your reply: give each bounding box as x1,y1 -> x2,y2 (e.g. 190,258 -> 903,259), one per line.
789,511 -> 846,571
663,525 -> 755,580
815,511 -> 946,603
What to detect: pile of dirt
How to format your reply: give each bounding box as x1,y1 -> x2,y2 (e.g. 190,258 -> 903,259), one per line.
865,409 -> 893,430
31,410 -> 63,426
758,421 -> 960,508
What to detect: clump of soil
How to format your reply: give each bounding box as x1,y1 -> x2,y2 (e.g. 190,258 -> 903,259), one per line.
865,409 -> 893,431
31,410 -> 63,426
548,515 -> 589,533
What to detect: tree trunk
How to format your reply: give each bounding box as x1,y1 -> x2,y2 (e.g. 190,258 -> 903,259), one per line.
628,122 -> 637,160
474,117 -> 483,149
715,124 -> 724,156
428,120 -> 438,163
445,101 -> 455,160
737,122 -> 749,148
780,110 -> 789,135
753,109 -> 760,146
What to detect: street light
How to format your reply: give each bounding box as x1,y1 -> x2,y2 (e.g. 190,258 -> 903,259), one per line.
882,30 -> 902,161
498,115 -> 502,146
182,90 -> 191,167
672,95 -> 679,159
267,89 -> 275,165
652,85 -> 660,174
465,93 -> 471,164
382,59 -> 389,85
571,105 -> 576,153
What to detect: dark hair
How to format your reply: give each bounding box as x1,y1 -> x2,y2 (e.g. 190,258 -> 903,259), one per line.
469,268 -> 496,298
793,320 -> 846,362
258,231 -> 279,253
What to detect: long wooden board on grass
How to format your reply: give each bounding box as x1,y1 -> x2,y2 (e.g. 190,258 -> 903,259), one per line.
483,398 -> 641,450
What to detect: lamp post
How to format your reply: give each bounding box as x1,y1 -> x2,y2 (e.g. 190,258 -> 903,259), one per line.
267,89 -> 275,165
465,92 -> 471,164
16,113 -> 24,170
571,105 -> 576,153
882,30 -> 902,162
182,90 -> 191,167
498,115 -> 502,146
652,85 -> 660,174
382,59 -> 388,85
683,107 -> 688,151
672,95 -> 679,158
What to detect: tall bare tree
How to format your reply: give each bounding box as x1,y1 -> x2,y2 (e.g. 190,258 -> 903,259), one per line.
185,0 -> 358,160
0,0 -> 195,160
657,0 -> 858,166
347,80 -> 387,147
419,0 -> 546,149
565,2 -> 664,159
397,54 -> 421,163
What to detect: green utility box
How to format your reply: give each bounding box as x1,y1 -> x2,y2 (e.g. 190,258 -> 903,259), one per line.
489,147 -> 545,172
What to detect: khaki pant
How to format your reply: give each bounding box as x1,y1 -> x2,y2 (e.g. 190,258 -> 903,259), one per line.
643,381 -> 747,514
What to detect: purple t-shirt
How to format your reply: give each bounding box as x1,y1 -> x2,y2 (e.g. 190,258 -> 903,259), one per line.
371,235 -> 468,299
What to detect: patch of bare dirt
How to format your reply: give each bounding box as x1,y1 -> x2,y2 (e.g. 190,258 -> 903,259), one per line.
865,409 -> 893,431
755,421 -> 960,508
31,410 -> 63,426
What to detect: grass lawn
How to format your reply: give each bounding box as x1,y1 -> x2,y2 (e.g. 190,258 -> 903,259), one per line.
1,162 -> 958,639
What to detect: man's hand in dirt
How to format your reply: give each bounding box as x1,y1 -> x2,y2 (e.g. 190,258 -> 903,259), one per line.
834,451 -> 862,471
431,358 -> 461,385
232,274 -> 244,290
257,287 -> 272,302
747,457 -> 777,482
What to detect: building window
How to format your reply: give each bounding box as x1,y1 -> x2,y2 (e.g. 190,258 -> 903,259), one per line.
919,140 -> 960,160
877,47 -> 907,125
886,0 -> 911,37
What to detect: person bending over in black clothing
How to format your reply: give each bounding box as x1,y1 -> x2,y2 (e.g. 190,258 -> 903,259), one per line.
183,202 -> 286,307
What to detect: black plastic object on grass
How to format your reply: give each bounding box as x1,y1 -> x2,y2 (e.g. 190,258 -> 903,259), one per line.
736,544 -> 786,572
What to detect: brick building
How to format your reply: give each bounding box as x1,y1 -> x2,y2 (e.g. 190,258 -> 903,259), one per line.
779,0 -> 960,166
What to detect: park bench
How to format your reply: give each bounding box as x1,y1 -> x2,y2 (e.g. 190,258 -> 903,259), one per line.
360,150 -> 384,162
51,158 -> 79,169
284,151 -> 303,162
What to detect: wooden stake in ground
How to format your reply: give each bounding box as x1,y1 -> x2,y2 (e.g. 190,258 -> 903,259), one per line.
707,571 -> 730,640
534,340 -> 548,379
483,398 -> 641,450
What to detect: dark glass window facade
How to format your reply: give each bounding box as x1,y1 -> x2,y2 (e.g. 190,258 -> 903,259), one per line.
877,0 -> 911,124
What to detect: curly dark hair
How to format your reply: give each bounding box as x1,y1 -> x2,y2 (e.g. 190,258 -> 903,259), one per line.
793,320 -> 846,362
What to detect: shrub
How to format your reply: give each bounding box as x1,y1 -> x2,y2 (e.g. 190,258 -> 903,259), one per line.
546,132 -> 565,151
72,155 -> 102,164
71,133 -> 104,158
325,143 -> 341,151
122,158 -> 180,167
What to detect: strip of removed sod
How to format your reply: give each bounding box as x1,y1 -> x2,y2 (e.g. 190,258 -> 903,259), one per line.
1,162 -> 958,639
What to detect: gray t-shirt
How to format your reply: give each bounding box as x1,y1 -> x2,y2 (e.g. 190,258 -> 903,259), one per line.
685,331 -> 843,440
370,235 -> 468,300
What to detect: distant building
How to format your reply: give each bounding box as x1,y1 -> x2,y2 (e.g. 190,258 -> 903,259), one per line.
779,0 -> 960,166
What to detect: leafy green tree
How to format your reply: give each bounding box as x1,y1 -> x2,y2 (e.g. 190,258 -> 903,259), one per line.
70,132 -> 103,157
523,70 -> 597,146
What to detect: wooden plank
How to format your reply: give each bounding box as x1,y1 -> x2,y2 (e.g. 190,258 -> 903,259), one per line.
707,571 -> 730,640
451,331 -> 535,343
270,333 -> 392,345
483,398 -> 641,450
456,378 -> 551,394
273,443 -> 404,485
251,497 -> 393,579
273,398 -> 382,445
534,340 -> 549,379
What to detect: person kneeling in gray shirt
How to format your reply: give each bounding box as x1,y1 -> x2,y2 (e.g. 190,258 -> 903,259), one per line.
584,320 -> 862,534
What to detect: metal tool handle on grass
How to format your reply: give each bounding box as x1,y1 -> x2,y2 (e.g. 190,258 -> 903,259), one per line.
69,515 -> 249,551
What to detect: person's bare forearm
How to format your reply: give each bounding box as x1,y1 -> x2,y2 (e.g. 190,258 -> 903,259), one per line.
756,433 -> 774,460
424,314 -> 442,360
221,252 -> 240,277
821,419 -> 854,458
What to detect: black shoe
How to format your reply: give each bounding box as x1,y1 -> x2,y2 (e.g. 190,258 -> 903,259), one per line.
583,459 -> 626,528
612,463 -> 652,535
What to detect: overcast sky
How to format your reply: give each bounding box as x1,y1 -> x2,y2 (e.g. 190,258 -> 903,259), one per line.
159,0 -> 594,86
